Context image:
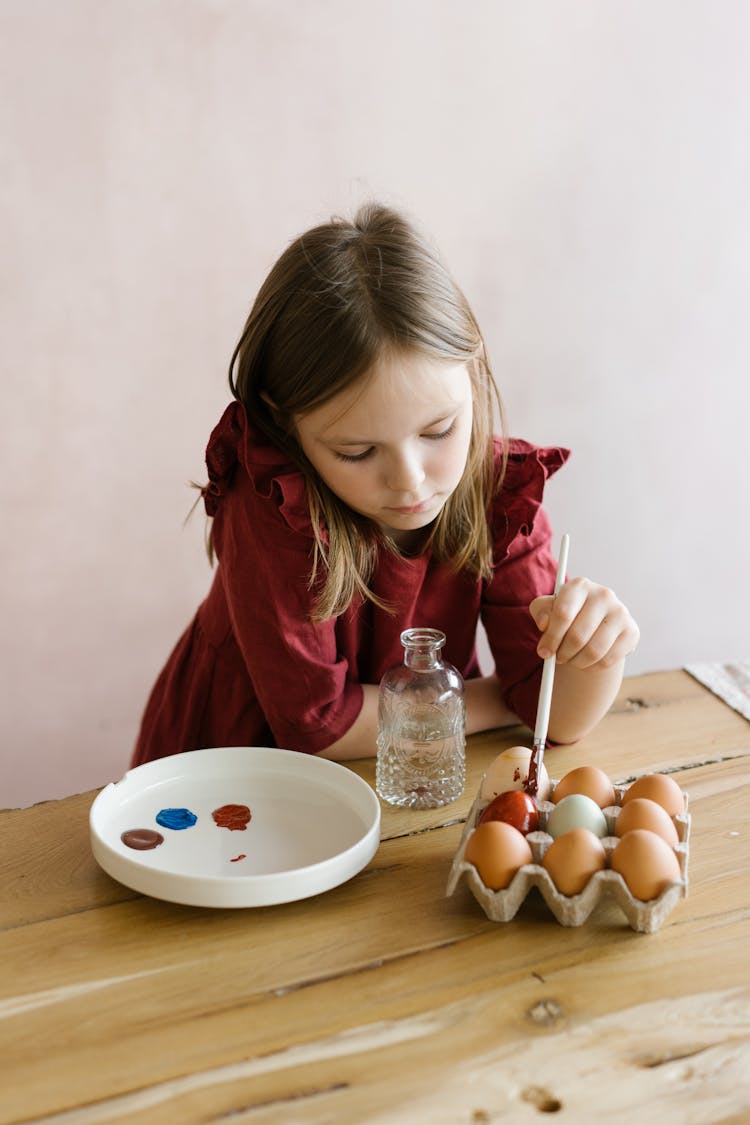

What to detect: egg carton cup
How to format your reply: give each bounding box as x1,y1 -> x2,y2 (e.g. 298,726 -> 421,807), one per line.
447,780 -> 690,933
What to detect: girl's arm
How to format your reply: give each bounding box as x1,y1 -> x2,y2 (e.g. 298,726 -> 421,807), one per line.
318,676 -> 518,761
321,573 -> 638,760
529,576 -> 640,743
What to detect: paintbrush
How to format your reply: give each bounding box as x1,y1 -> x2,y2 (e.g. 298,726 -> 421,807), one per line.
526,533 -> 570,796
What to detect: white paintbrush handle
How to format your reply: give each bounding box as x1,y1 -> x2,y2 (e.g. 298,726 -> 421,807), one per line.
532,533 -> 570,752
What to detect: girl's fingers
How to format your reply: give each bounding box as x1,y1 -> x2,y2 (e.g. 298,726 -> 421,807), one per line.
535,578 -> 639,668
561,616 -> 627,669
555,593 -> 619,665
528,595 -> 555,633
535,578 -> 593,659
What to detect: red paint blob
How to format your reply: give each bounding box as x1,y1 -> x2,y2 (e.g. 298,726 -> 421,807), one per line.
479,790 -> 539,835
212,804 -> 252,830
230,854 -> 247,863
121,829 -> 164,850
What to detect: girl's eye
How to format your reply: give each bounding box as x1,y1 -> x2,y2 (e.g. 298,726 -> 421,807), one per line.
423,419 -> 457,441
334,447 -> 374,463
332,419 -> 457,462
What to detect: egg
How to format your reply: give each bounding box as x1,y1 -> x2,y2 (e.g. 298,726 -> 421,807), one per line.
542,828 -> 607,896
621,773 -> 685,817
552,765 -> 615,809
480,746 -> 551,802
547,793 -> 608,839
610,828 -> 682,901
464,820 -> 533,890
615,797 -> 679,846
479,790 -> 539,834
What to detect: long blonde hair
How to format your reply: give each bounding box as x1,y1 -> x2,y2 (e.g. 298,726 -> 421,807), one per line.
228,203 -> 506,620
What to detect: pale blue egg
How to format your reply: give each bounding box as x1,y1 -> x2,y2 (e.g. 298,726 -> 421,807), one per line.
547,793 -> 608,839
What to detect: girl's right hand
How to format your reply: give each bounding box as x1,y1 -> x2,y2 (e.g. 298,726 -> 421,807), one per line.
530,576 -> 639,671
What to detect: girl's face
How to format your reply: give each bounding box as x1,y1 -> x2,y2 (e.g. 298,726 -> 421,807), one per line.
294,349 -> 474,548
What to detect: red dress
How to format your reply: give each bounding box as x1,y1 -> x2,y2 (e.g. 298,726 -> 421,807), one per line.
131,402 -> 569,765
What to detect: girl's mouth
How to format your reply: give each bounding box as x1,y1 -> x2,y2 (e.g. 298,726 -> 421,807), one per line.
386,496 -> 436,516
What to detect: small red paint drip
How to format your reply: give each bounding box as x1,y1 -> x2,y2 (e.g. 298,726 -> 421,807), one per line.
212,804 -> 252,830
513,767 -> 521,782
230,854 -> 247,863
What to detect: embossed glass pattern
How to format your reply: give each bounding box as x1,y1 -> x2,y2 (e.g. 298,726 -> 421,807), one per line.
376,628 -> 466,808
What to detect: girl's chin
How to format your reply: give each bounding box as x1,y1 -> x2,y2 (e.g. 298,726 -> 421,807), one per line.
377,513 -> 442,550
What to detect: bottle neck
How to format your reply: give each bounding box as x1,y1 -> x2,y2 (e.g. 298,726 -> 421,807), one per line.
401,628 -> 445,670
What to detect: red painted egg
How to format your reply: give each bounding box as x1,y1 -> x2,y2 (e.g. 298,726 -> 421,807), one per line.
478,789 -> 539,835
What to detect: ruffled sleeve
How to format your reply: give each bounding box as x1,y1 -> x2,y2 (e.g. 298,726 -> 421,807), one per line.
202,402 -> 314,537
481,439 -> 571,738
202,402 -> 245,516
490,439 -> 570,564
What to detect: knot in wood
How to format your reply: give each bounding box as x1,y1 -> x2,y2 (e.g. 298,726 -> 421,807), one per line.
521,1085 -> 563,1112
527,998 -> 564,1027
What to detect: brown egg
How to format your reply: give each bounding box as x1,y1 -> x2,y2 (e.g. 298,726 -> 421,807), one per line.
552,765 -> 616,809
621,773 -> 685,817
464,821 -> 533,891
542,828 -> 607,896
615,797 -> 679,846
611,829 -> 682,901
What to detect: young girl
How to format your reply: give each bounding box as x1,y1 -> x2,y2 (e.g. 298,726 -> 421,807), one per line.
132,203 -> 639,767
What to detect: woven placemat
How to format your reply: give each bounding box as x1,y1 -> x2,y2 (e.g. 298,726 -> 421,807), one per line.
684,661 -> 750,722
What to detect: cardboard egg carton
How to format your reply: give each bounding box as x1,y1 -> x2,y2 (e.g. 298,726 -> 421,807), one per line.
446,779 -> 690,933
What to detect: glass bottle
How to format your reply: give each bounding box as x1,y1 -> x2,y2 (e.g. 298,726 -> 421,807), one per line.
376,628 -> 466,809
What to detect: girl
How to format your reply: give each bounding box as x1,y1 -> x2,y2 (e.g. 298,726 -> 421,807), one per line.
132,203 -> 638,767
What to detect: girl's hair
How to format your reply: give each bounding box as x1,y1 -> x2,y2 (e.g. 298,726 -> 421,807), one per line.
227,202 -> 506,620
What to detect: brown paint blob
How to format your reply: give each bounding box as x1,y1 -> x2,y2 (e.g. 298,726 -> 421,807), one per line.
121,829 -> 164,850
230,854 -> 247,863
212,804 -> 252,830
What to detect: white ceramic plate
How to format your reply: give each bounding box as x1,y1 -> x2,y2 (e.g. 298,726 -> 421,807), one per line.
90,746 -> 381,908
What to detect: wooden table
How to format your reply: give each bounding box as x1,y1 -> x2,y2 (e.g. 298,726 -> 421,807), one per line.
2,670 -> 749,1124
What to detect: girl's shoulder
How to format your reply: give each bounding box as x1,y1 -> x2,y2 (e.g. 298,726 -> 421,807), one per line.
490,436 -> 571,555
202,401 -> 312,537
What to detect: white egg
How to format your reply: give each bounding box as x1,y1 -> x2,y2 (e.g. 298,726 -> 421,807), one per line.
547,793 -> 608,839
480,746 -> 551,802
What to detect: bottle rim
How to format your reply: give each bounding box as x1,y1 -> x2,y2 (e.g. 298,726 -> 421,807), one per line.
400,627 -> 446,648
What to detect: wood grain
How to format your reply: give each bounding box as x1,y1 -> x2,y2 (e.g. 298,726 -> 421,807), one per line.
1,671 -> 748,1124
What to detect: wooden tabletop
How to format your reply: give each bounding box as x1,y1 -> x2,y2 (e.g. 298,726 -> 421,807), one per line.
2,670 -> 749,1124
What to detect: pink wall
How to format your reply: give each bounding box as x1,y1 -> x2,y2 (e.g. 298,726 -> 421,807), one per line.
2,2 -> 748,807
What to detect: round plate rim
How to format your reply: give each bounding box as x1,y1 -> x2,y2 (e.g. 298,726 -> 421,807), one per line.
89,746 -> 381,907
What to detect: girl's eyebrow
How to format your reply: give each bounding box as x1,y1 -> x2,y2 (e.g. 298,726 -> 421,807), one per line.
326,412 -> 456,446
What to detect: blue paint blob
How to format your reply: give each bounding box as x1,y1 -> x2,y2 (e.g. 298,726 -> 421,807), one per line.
155,807 -> 198,831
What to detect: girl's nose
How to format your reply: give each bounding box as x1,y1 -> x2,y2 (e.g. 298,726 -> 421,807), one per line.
385,447 -> 426,493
